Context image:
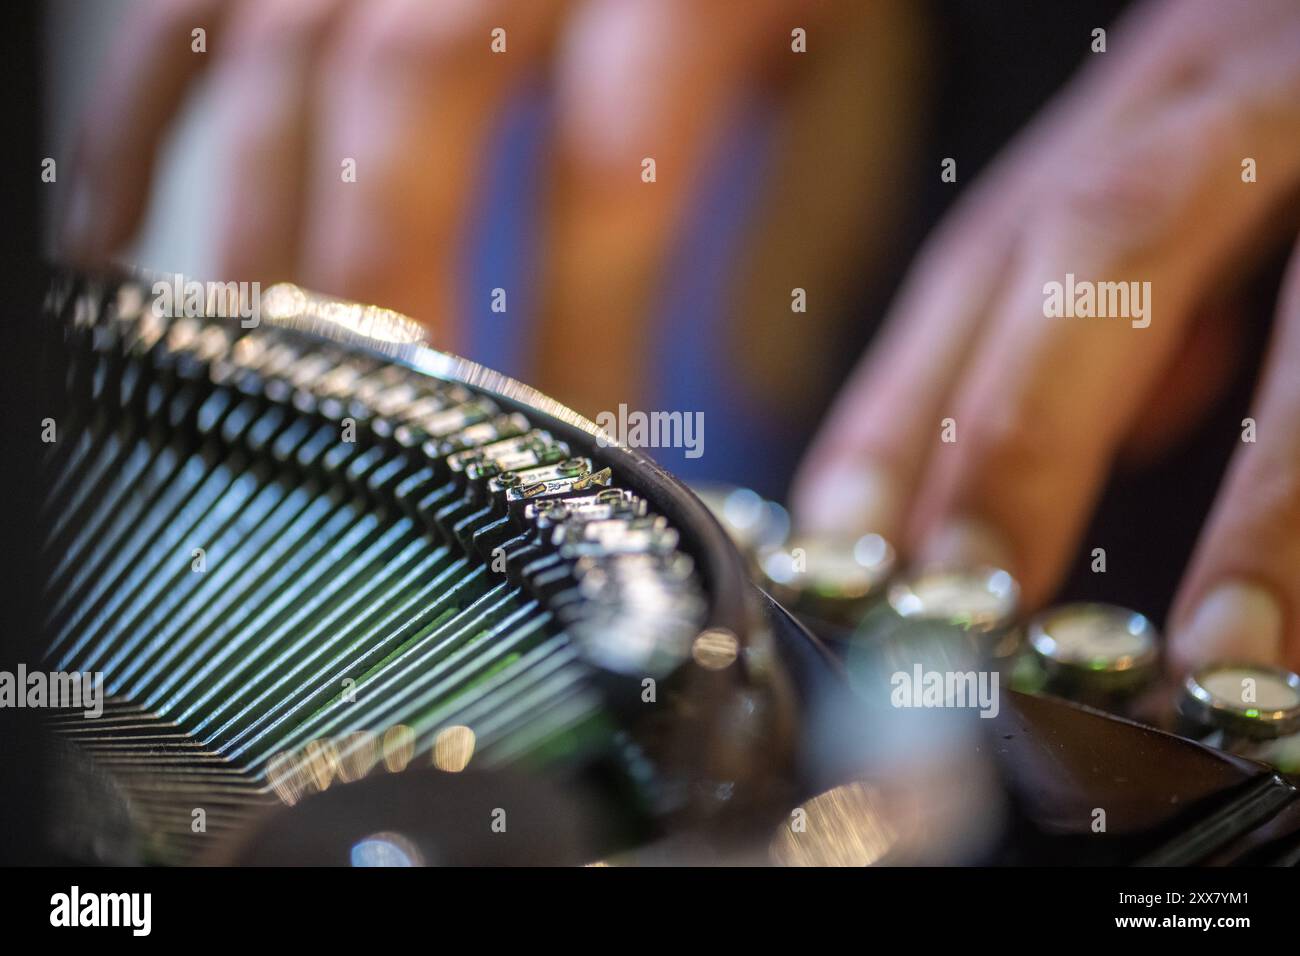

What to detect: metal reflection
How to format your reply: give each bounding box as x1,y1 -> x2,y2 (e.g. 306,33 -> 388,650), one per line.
336,730 -> 380,783
261,283 -> 428,346
432,725 -> 476,772
769,782 -> 898,867
350,831 -> 424,867
382,725 -> 416,772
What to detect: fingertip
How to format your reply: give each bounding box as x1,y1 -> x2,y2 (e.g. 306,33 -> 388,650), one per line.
914,515 -> 1015,576
1167,580 -> 1284,675
790,461 -> 902,541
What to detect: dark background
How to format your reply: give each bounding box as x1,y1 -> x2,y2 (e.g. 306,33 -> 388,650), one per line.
2,0 -> 55,865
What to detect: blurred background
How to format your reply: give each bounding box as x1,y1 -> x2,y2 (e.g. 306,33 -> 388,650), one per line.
38,0 -> 1286,618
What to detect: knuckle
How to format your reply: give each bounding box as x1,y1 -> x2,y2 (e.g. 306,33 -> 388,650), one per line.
1036,107 -> 1238,264
1038,163 -> 1173,264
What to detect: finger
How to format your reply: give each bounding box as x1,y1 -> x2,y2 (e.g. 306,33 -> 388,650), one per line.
62,0 -> 230,262
789,14 -> 1106,541
297,0 -> 565,347
208,0 -> 350,284
791,0 -> 1300,562
1167,240 -> 1300,673
534,0 -> 795,415
910,76 -> 1300,610
788,194 -> 1024,543
1115,301 -> 1243,469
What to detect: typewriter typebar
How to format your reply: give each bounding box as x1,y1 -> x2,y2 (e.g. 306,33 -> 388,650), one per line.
37,271 -> 1300,867
39,271 -> 830,866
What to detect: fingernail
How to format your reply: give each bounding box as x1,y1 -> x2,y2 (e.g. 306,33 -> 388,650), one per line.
796,463 -> 900,538
918,516 -> 1013,572
1171,581 -> 1283,671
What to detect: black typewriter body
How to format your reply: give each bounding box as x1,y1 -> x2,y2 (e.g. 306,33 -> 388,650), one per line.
34,271 -> 1300,866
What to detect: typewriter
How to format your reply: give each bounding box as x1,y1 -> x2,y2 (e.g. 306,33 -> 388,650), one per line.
34,270 -> 1300,866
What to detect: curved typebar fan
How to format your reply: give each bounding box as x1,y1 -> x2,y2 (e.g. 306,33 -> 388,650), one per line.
39,270 -> 836,866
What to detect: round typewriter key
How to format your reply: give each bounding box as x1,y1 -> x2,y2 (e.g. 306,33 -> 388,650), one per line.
887,567 -> 1021,658
1180,663 -> 1300,740
692,483 -> 789,559
888,566 -> 1018,631
759,533 -> 896,624
1028,603 -> 1158,695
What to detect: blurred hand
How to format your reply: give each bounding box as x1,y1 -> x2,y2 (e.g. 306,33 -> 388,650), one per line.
793,0 -> 1300,673
60,0 -> 800,409
67,0 -> 1300,673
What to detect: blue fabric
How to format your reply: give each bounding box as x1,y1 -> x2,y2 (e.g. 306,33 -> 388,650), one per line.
462,91 -> 792,497
642,100 -> 787,494
459,81 -> 551,379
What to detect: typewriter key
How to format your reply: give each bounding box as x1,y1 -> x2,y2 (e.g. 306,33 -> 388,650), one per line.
1028,603 -> 1158,697
887,566 -> 1021,659
1180,663 -> 1300,741
758,533 -> 896,624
